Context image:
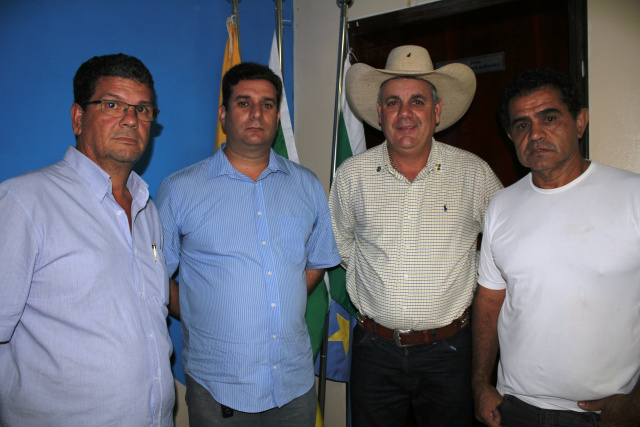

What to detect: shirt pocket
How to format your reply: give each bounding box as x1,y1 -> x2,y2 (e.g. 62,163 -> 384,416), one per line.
280,216 -> 312,265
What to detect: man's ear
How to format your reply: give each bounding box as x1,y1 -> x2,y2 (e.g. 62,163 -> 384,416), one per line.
506,129 -> 514,142
71,103 -> 84,136
219,104 -> 227,128
434,98 -> 443,125
376,102 -> 382,127
575,107 -> 589,139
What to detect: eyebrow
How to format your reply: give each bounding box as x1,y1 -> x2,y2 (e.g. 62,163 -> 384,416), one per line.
101,93 -> 153,105
383,93 -> 427,102
233,94 -> 277,104
535,107 -> 562,117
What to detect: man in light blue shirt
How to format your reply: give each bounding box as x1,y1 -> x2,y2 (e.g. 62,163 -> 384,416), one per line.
156,62 -> 340,427
0,54 -> 175,427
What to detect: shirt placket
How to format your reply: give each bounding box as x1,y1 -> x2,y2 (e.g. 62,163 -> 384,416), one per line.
106,189 -> 163,426
399,182 -> 420,328
252,179 -> 283,404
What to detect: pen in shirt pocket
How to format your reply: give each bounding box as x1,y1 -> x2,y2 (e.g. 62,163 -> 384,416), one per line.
152,243 -> 157,263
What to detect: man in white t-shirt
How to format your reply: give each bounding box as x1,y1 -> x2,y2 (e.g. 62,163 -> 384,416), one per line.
472,68 -> 640,427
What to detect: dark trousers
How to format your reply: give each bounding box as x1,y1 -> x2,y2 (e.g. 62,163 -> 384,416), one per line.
498,395 -> 600,427
350,323 -> 473,427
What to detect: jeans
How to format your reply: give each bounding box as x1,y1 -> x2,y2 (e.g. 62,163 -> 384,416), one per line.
498,395 -> 600,427
184,375 -> 316,427
350,323 -> 473,427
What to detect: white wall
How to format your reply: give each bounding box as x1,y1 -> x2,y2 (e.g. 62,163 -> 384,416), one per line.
587,0 -> 640,173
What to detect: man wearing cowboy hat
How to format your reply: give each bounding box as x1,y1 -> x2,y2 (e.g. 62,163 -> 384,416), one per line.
473,68 -> 640,427
329,45 -> 502,426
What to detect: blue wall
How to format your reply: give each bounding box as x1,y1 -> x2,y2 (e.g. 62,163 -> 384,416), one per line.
0,0 -> 294,384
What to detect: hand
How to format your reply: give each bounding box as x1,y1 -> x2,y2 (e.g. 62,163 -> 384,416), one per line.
473,383 -> 503,427
578,393 -> 640,427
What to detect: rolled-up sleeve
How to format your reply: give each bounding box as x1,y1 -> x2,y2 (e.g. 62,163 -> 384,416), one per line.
305,179 -> 340,270
155,178 -> 181,277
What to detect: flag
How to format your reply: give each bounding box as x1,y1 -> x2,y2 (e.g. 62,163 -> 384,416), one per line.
317,55 -> 367,388
268,30 -> 326,427
335,55 -> 367,170
215,16 -> 241,151
268,32 -> 298,163
267,31 -> 331,362
329,54 -> 366,318
314,300 -> 356,383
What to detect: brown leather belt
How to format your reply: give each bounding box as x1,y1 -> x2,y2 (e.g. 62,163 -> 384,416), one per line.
357,309 -> 470,348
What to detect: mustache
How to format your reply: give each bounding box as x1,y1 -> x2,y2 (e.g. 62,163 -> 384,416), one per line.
111,132 -> 140,140
395,120 -> 417,127
525,142 -> 554,153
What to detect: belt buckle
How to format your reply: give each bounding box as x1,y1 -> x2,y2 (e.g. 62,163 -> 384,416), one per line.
393,328 -> 412,348
459,310 -> 470,328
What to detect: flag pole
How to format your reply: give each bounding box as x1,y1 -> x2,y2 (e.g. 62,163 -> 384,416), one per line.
274,0 -> 284,78
230,0 -> 241,51
216,0 -> 242,151
329,0 -> 354,185
319,0 -> 354,418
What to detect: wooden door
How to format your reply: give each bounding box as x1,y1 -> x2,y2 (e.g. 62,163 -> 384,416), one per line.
348,0 -> 587,187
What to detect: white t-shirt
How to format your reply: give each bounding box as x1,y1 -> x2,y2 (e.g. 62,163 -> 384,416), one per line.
479,162 -> 640,411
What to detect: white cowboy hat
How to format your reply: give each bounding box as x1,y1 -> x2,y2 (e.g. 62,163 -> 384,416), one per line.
345,45 -> 476,132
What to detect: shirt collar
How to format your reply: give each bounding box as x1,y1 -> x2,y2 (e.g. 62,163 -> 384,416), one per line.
62,145 -> 149,203
207,142 -> 292,180
381,138 -> 443,180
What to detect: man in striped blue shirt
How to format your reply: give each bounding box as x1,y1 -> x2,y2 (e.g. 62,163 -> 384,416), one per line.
0,54 -> 174,427
156,62 -> 340,427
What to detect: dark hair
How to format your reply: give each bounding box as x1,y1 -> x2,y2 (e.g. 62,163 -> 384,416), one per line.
221,62 -> 282,110
499,67 -> 583,133
73,53 -> 156,107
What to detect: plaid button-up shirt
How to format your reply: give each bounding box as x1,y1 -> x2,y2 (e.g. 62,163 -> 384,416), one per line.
329,140 -> 503,330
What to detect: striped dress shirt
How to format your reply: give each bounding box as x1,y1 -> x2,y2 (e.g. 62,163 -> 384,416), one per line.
0,146 -> 174,427
329,140 -> 502,330
156,145 -> 340,412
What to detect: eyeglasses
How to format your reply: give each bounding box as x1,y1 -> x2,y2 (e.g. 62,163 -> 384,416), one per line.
84,99 -> 159,122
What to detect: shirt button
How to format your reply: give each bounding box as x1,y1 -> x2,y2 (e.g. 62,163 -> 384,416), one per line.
155,376 -> 158,382
272,334 -> 277,339
139,291 -> 144,297
262,241 -> 266,246
404,274 -> 409,279
271,303 -> 276,308
149,334 -> 153,339
267,271 -> 272,276
273,365 -> 277,370
258,211 -> 262,216
117,211 -> 123,216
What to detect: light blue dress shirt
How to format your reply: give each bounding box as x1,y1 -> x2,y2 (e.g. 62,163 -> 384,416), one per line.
0,147 -> 174,427
156,145 -> 340,412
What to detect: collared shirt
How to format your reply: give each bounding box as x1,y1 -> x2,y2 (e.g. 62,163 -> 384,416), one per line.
329,140 -> 503,330
155,145 -> 340,413
0,146 -> 174,427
